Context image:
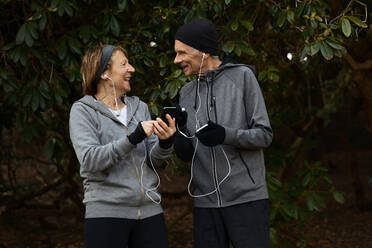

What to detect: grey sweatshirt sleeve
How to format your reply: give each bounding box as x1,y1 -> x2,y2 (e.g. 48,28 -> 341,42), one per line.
224,69 -> 273,149
69,103 -> 135,173
142,104 -> 173,167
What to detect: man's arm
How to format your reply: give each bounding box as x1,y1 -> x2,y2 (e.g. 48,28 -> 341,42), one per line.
223,69 -> 273,149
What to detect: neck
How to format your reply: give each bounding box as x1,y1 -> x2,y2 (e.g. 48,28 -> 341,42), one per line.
200,57 -> 222,75
95,80 -> 125,110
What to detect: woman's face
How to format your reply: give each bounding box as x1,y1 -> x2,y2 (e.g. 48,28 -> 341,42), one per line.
106,51 -> 135,93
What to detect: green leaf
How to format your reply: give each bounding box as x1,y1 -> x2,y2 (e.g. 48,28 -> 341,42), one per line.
79,26 -> 91,43
172,69 -> 182,78
258,71 -> 267,82
320,42 -> 333,60
302,173 -> 311,187
28,23 -> 39,39
222,42 -> 234,53
333,191 -> 345,204
326,40 -> 343,50
159,56 -> 167,68
231,20 -> 239,31
168,81 -> 178,99
267,72 -> 279,82
160,68 -> 167,76
25,32 -> 34,47
31,91 -> 40,111
51,0 -> 60,8
68,37 -> 82,55
150,105 -> 159,116
333,49 -> 342,58
16,24 -> 27,45
347,16 -> 367,28
23,88 -> 33,106
306,195 -> 318,211
234,45 -> 242,56
58,39 -> 68,59
277,11 -> 286,27
310,42 -> 320,56
110,15 -> 120,37
143,57 -> 154,67
118,0 -> 128,9
240,20 -> 254,31
39,15 -> 47,30
287,10 -> 295,24
310,19 -> 318,29
341,18 -> 351,37
300,45 -> 310,60
64,3 -> 73,16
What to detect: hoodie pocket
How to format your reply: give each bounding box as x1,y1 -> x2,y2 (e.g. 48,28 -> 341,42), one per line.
238,152 -> 255,184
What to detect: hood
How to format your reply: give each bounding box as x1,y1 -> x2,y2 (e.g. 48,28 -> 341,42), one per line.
77,95 -> 140,125
191,59 -> 256,110
204,58 -> 257,79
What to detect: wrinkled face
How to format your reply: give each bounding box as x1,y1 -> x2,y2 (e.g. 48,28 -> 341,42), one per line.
174,40 -> 203,76
105,51 -> 135,93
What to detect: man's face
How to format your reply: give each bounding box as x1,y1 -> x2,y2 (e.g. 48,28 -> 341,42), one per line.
174,40 -> 203,76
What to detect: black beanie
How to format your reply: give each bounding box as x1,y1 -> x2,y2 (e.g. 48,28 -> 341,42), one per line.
175,18 -> 218,56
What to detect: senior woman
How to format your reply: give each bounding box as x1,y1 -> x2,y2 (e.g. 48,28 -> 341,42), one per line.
69,44 -> 175,248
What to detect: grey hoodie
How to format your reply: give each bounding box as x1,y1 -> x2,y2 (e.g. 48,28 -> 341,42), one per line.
179,63 -> 273,208
69,95 -> 173,219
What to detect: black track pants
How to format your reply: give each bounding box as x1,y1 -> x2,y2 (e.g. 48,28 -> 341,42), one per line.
194,199 -> 270,248
84,213 -> 168,248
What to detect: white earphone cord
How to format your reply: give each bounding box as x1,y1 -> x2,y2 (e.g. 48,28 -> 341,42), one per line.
179,52 -> 231,198
127,99 -> 161,204
105,75 -> 120,117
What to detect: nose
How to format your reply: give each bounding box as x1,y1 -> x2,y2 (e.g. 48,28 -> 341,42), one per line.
128,64 -> 135,73
174,54 -> 181,64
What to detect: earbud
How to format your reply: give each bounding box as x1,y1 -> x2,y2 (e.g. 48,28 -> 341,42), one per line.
202,53 -> 205,59
103,74 -> 109,79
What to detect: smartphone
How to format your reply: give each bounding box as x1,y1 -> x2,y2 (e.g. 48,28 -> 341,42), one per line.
161,106 -> 178,125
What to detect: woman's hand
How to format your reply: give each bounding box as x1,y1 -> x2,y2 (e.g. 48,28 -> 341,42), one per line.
154,114 -> 176,140
141,120 -> 156,137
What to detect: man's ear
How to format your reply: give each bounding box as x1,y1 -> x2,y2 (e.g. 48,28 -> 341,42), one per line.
202,52 -> 211,59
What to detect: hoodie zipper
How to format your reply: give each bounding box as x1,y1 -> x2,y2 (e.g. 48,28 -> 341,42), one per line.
124,101 -> 145,219
80,98 -> 144,217
206,79 -> 222,207
88,99 -> 144,219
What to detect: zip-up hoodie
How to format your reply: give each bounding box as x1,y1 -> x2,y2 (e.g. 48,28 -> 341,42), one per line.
178,62 -> 273,208
69,95 -> 173,219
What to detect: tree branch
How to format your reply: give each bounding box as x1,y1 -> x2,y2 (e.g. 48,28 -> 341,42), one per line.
343,53 -> 372,71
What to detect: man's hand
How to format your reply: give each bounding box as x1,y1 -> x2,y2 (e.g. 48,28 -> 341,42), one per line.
195,121 -> 225,147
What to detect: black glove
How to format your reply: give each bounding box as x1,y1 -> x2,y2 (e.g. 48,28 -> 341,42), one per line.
195,121 -> 225,147
174,127 -> 194,162
161,104 -> 187,127
173,104 -> 187,128
128,122 -> 147,145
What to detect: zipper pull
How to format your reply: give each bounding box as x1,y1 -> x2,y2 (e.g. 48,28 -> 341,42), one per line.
211,96 -> 216,107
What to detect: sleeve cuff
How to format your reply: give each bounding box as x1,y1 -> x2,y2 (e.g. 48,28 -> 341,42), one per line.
159,135 -> 175,149
223,126 -> 237,145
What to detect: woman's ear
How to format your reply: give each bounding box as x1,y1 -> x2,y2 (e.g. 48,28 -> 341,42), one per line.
100,73 -> 109,80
